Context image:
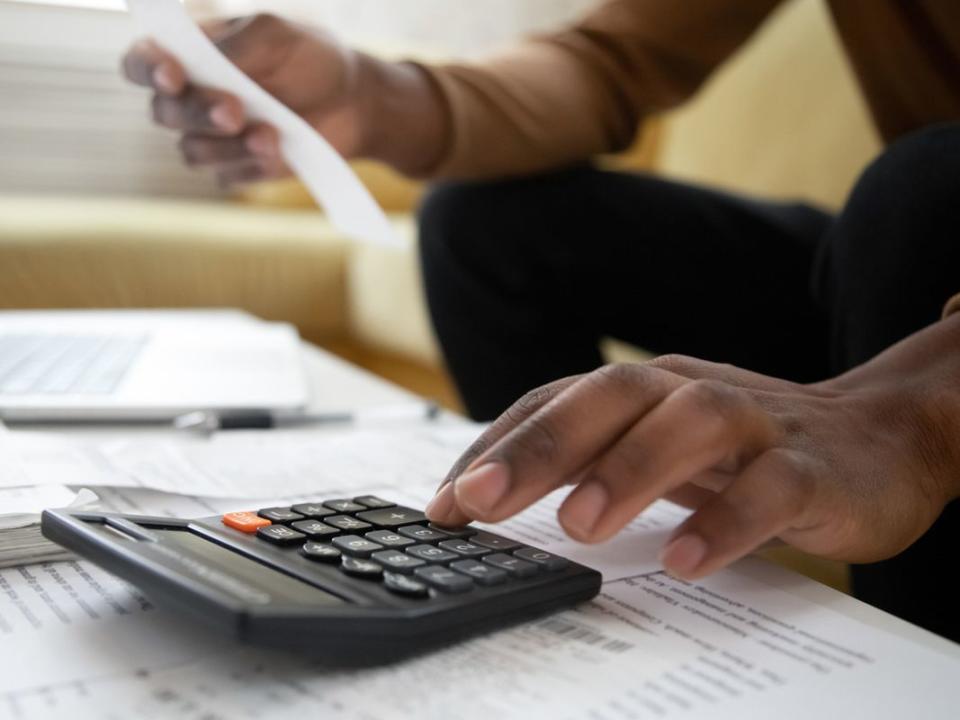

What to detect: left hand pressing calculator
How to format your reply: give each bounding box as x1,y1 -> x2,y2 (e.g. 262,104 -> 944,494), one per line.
41,495 -> 602,666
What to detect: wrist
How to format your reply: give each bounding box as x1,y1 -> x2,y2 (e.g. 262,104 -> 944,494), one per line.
824,314 -> 960,503
352,54 -> 449,176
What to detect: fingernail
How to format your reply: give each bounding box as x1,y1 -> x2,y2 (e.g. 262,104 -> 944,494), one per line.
454,462 -> 509,515
425,482 -> 455,520
153,65 -> 178,94
246,131 -> 274,157
210,104 -> 239,132
561,483 -> 609,539
660,533 -> 708,578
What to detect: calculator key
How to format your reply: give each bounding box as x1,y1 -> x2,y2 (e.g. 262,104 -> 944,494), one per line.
357,506 -> 427,528
323,499 -> 367,513
414,566 -> 474,594
450,560 -> 508,586
340,557 -> 383,580
470,531 -> 522,552
372,550 -> 426,574
257,507 -> 305,524
256,525 -> 307,546
290,503 -> 335,519
354,495 -> 396,509
428,523 -> 477,539
300,542 -> 342,563
405,544 -> 459,563
438,540 -> 489,558
397,525 -> 448,542
222,512 -> 271,534
290,520 -> 339,539
383,572 -> 429,598
483,553 -> 538,578
332,535 -> 383,558
365,530 -> 415,547
325,515 -> 373,532
514,547 -> 569,572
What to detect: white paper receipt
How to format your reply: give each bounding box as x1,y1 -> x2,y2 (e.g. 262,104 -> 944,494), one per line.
125,0 -> 400,248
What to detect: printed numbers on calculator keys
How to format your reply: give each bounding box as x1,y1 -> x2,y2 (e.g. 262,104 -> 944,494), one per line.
223,497 -> 569,599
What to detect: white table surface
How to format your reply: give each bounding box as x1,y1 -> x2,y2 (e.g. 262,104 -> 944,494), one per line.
8,332 -> 958,662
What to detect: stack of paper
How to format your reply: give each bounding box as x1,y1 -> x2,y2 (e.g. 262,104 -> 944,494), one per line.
0,485 -> 98,568
0,423 -> 484,568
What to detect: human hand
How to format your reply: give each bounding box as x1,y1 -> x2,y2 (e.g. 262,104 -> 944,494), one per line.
426,327 -> 960,579
122,14 -> 368,186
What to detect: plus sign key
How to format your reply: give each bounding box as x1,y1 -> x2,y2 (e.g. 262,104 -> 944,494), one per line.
357,506 -> 426,528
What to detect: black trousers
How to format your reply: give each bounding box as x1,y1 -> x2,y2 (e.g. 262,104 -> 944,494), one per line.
419,124 -> 960,641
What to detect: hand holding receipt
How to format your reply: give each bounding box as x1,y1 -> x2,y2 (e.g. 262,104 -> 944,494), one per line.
124,0 -> 400,248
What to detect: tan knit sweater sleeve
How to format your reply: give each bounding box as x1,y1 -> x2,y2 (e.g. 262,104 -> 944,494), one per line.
419,0 -> 784,180
943,293 -> 960,318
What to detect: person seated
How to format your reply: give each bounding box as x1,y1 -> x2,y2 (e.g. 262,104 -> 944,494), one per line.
123,0 -> 960,641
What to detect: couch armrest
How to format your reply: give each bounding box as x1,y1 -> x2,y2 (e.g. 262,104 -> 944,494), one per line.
0,196 -> 351,344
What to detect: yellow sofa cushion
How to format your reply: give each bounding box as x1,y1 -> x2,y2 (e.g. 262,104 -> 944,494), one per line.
0,195 -> 350,344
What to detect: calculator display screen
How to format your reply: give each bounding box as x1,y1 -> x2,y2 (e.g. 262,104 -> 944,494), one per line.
156,529 -> 347,606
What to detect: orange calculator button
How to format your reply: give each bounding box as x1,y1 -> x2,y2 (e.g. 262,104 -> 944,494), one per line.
222,512 -> 272,533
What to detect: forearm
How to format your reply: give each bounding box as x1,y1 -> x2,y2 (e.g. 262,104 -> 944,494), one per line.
374,0 -> 781,181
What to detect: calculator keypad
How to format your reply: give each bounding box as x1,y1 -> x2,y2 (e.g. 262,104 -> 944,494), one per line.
258,507 -> 305,523
291,520 -> 339,539
291,503 -> 336,519
325,515 -> 373,532
324,499 -> 367,513
341,557 -> 384,579
383,572 -> 429,597
365,530 -> 415,547
397,525 -> 448,543
256,525 -> 306,546
300,542 -> 342,563
354,495 -> 396,509
332,535 -> 383,558
357,506 -> 427,528
233,496 -> 568,599
406,544 -> 459,564
372,550 -> 426,573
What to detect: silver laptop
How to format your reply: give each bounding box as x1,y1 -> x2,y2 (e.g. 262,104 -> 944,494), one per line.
0,310 -> 309,421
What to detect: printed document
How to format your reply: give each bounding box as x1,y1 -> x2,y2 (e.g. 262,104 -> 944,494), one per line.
1,424 -> 484,499
1,487 -> 958,718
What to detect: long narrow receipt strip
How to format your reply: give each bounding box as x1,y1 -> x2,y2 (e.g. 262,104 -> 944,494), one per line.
125,0 -> 400,248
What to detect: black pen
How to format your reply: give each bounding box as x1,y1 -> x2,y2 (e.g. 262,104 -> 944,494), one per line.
173,402 -> 441,433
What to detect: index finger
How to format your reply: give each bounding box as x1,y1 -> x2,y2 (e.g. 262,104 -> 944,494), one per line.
426,376 -> 581,527
122,38 -> 186,95
446,365 -> 684,525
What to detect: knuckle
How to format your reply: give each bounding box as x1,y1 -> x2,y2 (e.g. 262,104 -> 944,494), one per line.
182,91 -> 213,129
446,438 -> 492,481
505,381 -> 564,424
682,379 -> 742,421
507,414 -> 561,465
178,136 -> 207,166
591,448 -> 647,495
247,12 -> 285,34
592,362 -> 644,392
120,53 -> 139,82
150,95 -> 170,125
768,449 -> 817,506
648,353 -> 694,373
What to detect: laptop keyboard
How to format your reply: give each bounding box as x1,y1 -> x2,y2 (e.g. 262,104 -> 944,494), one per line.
0,333 -> 149,395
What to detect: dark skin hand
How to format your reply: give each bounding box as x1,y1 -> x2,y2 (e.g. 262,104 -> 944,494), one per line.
121,13 -> 448,186
426,315 -> 960,580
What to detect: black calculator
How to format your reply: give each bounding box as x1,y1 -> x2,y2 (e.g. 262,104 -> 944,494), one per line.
41,495 -> 602,665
